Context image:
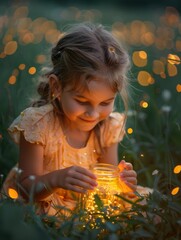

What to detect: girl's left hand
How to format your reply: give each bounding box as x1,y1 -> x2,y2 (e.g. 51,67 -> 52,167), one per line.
118,160 -> 137,192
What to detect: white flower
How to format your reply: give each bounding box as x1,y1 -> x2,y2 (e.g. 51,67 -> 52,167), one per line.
162,89 -> 171,101
17,169 -> 23,174
152,169 -> 159,175
13,167 -> 19,172
161,105 -> 171,113
29,175 -> 36,181
127,110 -> 137,117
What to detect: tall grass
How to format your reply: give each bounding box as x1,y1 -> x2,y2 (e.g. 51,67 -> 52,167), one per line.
0,2 -> 181,239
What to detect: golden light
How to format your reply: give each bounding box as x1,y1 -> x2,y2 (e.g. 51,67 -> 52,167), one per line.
8,188 -> 18,199
0,52 -> 6,59
176,84 -> 181,92
28,67 -> 36,75
40,20 -> 57,34
132,51 -> 147,67
4,41 -> 18,55
12,69 -> 19,77
22,32 -> 35,44
3,34 -> 13,44
13,6 -> 29,18
141,32 -> 155,46
112,22 -> 127,42
171,187 -> 180,196
137,71 -> 152,86
8,75 -> 16,85
153,60 -> 165,75
18,64 -> 26,70
167,63 -> 177,77
176,40 -> 181,51
16,17 -> 32,33
45,29 -> 60,44
173,165 -> 181,174
36,54 -> 46,64
127,128 -> 133,134
165,7 -> 180,27
82,163 -> 135,225
129,20 -> 146,45
167,54 -> 180,64
140,100 -> 149,108
139,51 -> 147,59
160,72 -> 166,79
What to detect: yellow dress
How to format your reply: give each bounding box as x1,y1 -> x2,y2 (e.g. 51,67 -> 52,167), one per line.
2,104 -> 126,216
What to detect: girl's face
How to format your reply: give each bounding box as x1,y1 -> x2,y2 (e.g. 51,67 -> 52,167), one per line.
60,79 -> 116,132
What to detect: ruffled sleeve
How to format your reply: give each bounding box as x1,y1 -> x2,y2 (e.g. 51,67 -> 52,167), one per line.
8,104 -> 53,146
100,112 -> 126,147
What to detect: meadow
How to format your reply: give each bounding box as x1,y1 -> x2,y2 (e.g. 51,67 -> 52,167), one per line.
0,2 -> 181,239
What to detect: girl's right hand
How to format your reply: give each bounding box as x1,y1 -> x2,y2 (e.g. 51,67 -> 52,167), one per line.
55,166 -> 98,193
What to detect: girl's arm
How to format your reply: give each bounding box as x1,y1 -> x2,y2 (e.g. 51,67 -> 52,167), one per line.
98,143 -> 137,191
18,133 -> 97,201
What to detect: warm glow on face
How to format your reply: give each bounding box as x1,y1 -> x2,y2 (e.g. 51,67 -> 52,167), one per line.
8,188 -> 18,199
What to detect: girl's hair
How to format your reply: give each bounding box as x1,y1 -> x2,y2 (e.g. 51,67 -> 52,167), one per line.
32,23 -> 130,149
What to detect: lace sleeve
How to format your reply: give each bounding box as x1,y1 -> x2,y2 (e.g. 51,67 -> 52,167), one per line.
8,105 -> 53,146
100,112 -> 126,147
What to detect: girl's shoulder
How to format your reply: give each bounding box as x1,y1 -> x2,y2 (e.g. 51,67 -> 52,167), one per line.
8,104 -> 56,145
100,112 -> 126,147
21,104 -> 54,121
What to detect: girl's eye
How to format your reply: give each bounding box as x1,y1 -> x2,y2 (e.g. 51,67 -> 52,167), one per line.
100,102 -> 112,106
75,100 -> 88,105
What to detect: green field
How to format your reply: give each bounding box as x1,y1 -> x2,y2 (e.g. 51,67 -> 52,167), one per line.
0,1 -> 181,239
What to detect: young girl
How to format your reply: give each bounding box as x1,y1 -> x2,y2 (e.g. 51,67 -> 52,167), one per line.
3,23 -> 138,216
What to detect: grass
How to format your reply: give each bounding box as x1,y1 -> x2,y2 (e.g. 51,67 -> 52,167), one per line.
0,1 -> 181,239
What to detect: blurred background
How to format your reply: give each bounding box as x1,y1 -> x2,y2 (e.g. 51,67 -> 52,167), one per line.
0,0 -> 181,196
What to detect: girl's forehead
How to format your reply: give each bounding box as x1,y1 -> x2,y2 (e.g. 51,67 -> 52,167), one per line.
67,74 -> 117,92
66,79 -> 116,99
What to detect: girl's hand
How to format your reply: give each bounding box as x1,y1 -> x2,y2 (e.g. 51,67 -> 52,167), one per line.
56,166 -> 97,193
118,160 -> 137,192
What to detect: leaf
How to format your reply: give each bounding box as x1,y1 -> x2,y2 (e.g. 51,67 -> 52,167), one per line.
94,194 -> 104,209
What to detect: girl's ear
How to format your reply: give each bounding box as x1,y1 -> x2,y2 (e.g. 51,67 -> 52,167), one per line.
49,74 -> 62,98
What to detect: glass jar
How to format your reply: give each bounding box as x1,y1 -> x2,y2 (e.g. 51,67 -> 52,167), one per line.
82,163 -> 126,217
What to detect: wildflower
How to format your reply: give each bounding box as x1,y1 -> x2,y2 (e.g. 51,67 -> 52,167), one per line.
162,89 -> 171,101
161,105 -> 171,113
152,169 -> 159,175
127,110 -> 137,117
13,166 -> 19,172
29,175 -> 36,181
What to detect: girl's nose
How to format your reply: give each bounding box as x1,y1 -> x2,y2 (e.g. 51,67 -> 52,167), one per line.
85,107 -> 99,118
